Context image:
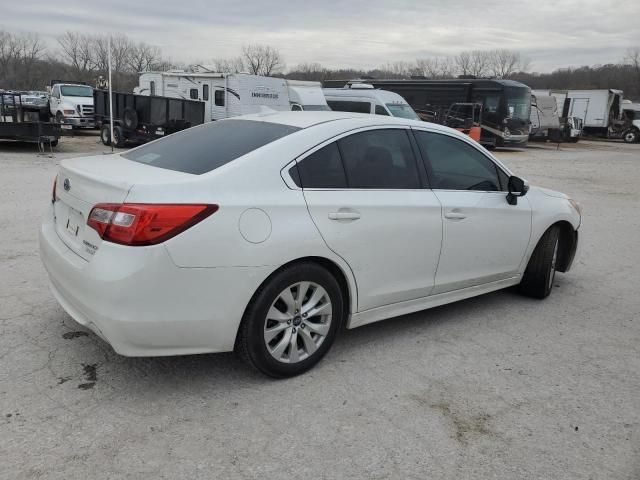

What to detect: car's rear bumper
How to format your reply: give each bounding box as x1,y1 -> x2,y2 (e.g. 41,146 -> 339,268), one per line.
39,213 -> 272,356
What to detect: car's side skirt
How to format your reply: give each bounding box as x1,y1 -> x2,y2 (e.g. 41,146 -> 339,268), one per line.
347,275 -> 522,329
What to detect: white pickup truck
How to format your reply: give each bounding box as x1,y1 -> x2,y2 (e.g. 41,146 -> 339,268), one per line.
48,83 -> 95,128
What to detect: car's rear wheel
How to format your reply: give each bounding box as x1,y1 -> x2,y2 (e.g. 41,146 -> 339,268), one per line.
519,226 -> 560,299
236,263 -> 343,378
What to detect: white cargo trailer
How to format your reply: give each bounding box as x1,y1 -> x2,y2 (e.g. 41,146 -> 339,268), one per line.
529,94 -> 560,139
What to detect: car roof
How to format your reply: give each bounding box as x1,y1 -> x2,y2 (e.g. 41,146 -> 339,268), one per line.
235,110 -> 433,129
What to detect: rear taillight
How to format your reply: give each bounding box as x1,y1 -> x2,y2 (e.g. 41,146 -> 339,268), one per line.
87,203 -> 218,246
52,175 -> 57,203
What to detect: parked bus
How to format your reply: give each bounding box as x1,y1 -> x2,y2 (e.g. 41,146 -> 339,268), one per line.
324,78 -> 532,148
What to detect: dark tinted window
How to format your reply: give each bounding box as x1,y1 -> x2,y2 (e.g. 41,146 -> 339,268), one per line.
202,84 -> 209,101
375,104 -> 390,116
414,131 -> 501,191
189,88 -> 198,100
293,143 -> 347,188
327,100 -> 370,114
338,129 -> 420,189
123,120 -> 300,175
149,81 -> 155,96
215,90 -> 225,106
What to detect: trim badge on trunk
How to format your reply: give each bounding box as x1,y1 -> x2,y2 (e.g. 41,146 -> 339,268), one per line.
63,178 -> 71,191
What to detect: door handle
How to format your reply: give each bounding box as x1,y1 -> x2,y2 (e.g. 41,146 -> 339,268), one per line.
444,211 -> 467,220
328,211 -> 361,221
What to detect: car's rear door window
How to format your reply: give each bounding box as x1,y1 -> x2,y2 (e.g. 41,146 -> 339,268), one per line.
123,120 -> 300,174
338,129 -> 421,189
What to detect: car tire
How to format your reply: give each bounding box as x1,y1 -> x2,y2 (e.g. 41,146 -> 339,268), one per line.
112,125 -> 126,148
100,125 -> 111,146
236,262 -> 344,378
519,226 -> 560,299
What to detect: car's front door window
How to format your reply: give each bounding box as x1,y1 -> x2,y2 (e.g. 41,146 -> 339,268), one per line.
413,130 -> 503,191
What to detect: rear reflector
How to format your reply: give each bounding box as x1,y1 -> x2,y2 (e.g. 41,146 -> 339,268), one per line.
87,203 -> 218,246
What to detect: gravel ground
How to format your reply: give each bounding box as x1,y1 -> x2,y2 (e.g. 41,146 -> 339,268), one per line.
1,133 -> 639,479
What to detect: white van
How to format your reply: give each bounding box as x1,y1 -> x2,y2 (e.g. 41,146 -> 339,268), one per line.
286,80 -> 330,111
323,84 -> 420,120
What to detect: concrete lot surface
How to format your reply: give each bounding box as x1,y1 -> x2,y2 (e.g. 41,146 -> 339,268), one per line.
1,134 -> 639,479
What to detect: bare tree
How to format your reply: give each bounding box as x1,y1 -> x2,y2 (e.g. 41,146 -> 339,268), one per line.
626,47 -> 640,84
456,51 -> 472,76
128,42 -> 161,73
415,57 -> 441,78
57,31 -> 93,73
241,44 -> 284,76
488,49 -> 521,78
212,57 -> 245,73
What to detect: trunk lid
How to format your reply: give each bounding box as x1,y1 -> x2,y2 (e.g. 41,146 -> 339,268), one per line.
53,154 -> 193,261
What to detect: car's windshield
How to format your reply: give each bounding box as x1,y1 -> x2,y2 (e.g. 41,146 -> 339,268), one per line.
60,85 -> 93,97
123,119 -> 301,175
505,87 -> 531,122
385,104 -> 420,120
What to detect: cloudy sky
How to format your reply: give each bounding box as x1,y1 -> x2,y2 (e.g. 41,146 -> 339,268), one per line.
6,0 -> 640,72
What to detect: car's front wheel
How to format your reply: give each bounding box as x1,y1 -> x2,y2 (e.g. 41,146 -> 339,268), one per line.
236,263 -> 344,378
519,226 -> 560,299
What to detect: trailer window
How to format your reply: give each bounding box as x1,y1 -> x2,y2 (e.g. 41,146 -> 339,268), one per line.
190,88 -> 198,100
215,90 -> 225,106
202,84 -> 209,101
122,120 -> 300,175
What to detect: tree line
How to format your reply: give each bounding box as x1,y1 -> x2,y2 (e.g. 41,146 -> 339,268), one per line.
1,28 -> 638,101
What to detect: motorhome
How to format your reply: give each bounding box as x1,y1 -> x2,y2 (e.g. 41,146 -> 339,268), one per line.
322,84 -> 420,119
326,79 -> 531,147
136,71 -> 328,121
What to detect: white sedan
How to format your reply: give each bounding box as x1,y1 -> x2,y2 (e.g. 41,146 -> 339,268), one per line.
40,111 -> 581,377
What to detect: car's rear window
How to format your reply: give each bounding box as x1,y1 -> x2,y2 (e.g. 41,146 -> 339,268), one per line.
122,119 -> 301,174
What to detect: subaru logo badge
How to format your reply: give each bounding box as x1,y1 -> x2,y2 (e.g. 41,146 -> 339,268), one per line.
63,178 -> 71,191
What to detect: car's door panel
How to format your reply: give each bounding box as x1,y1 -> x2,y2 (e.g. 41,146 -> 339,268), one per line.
432,191 -> 531,293
413,128 -> 532,294
297,127 -> 443,312
305,190 -> 442,311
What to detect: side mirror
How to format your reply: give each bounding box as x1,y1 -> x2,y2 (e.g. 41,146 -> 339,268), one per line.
506,176 -> 529,205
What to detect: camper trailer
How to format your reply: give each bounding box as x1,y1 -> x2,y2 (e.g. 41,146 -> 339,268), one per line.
530,94 -> 560,140
136,71 -> 328,121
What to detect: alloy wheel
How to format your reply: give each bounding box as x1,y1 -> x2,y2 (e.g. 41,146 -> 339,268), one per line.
264,282 -> 332,363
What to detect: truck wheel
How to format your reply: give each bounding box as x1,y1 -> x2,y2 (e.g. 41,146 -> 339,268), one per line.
55,111 -> 63,124
100,125 -> 111,146
623,129 -> 639,143
112,126 -> 126,148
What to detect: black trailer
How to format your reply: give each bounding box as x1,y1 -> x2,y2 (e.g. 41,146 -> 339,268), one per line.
94,89 -> 205,148
324,78 -> 532,148
0,92 -> 60,146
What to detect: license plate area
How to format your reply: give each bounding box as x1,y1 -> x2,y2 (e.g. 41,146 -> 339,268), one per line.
65,207 -> 83,238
